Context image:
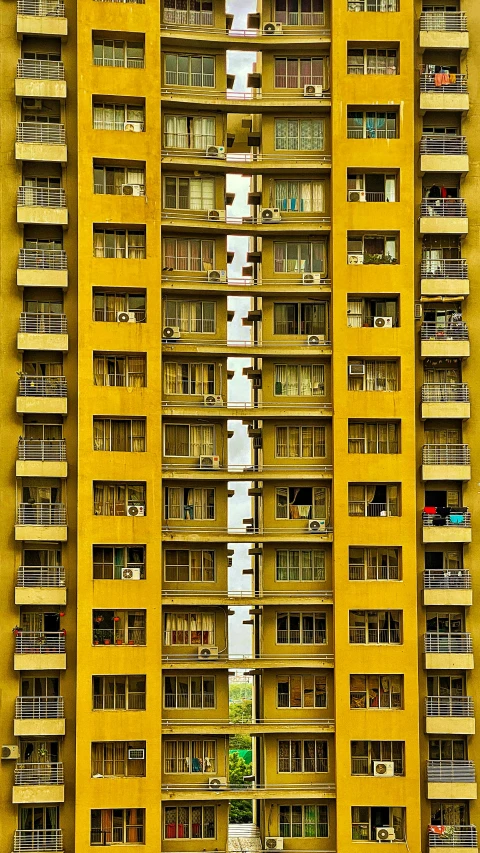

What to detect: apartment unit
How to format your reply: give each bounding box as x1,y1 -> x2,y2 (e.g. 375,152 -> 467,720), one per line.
0,0 -> 478,852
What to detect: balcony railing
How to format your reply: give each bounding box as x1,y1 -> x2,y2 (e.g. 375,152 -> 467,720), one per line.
17,503 -> 67,525
422,510 -> 471,528
349,627 -> 401,644
424,570 -> 472,590
421,258 -> 468,279
420,11 -> 467,31
164,693 -> 215,709
15,696 -> 65,719
424,633 -> 473,654
277,630 -> 326,645
348,502 -> 397,517
17,565 -> 66,587
422,444 -> 470,465
348,0 -> 399,9
18,438 -> 66,460
421,320 -> 468,340
421,198 -> 467,218
90,828 -> 144,846
421,383 -> 469,403
420,73 -> 467,94
14,762 -> 64,785
163,8 -> 213,26
18,187 -> 66,208
420,135 -> 467,155
13,829 -> 64,852
18,248 -> 67,269
17,122 -> 65,144
17,0 -> 65,13
274,11 -> 325,25
19,313 -> 67,334
428,826 -> 477,848
14,631 -> 66,654
17,58 -> 65,80
426,696 -> 474,718
18,376 -> 67,397
427,760 -> 475,783
93,692 -> 146,710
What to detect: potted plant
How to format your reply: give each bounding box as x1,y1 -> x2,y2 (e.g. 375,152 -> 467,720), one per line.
93,632 -> 100,646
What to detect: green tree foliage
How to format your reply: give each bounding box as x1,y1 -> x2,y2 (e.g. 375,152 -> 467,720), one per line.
229,751 -> 253,824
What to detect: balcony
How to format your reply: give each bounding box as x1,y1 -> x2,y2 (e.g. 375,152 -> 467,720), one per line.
17,247 -> 68,289
17,376 -> 67,415
15,503 -> 67,542
427,760 -> 477,801
428,825 -> 478,851
15,563 -> 66,606
424,570 -> 472,608
17,0 -> 67,38
13,762 -> 64,804
17,313 -> 68,355
13,828 -> 64,852
16,122 -> 67,164
420,135 -> 468,175
420,199 -> 468,235
420,73 -> 469,112
419,12 -> 468,51
347,0 -> 399,9
421,258 -> 469,297
17,187 -> 67,226
14,696 -> 65,736
422,444 -> 471,482
14,630 -> 66,670
421,321 -> 469,358
422,509 -> 472,544
17,437 -> 67,478
425,696 -> 475,736
15,59 -> 66,99
424,632 -> 473,670
421,383 -> 470,421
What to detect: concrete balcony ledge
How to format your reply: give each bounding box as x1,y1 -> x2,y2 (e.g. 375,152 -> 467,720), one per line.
15,60 -> 66,99
424,633 -> 473,670
13,783 -> 64,804
422,445 -> 471,482
423,573 -> 472,608
427,761 -> 476,802
426,696 -> 475,735
420,154 -> 469,174
419,12 -> 469,51
17,0 -> 67,38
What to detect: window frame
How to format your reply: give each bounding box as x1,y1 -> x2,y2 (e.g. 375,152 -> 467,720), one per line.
92,675 -> 146,710
277,673 -> 328,709
164,548 -> 216,583
276,611 -> 327,645
275,549 -> 326,582
349,610 -> 402,645
279,804 -> 329,839
349,674 -> 404,710
93,417 -> 146,452
163,674 -> 216,709
274,118 -> 325,152
275,425 -> 326,459
164,486 -> 216,520
91,741 -> 146,777
163,804 -> 216,839
278,739 -> 329,773
90,808 -> 145,846
92,544 -> 146,579
348,546 -> 400,581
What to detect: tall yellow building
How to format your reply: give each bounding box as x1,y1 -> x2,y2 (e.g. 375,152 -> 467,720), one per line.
0,0 -> 478,851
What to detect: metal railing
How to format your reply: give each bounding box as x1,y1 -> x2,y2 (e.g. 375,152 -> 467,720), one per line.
13,829 -> 63,852
17,503 -> 67,525
424,570 -> 471,590
93,119 -> 144,131
277,630 -> 326,644
17,0 -> 65,15
14,762 -> 64,786
14,631 -> 66,654
420,11 -> 467,31
351,757 -> 402,775
17,565 -> 66,586
90,828 -> 144,846
93,246 -> 146,259
275,11 -> 325,25
428,826 -> 477,848
18,187 -> 66,208
422,511 -> 471,529
164,693 -> 215,709
421,320 -> 468,340
16,122 -> 66,144
420,135 -> 467,155
18,376 -> 67,397
163,714 -> 334,726
19,313 -> 67,334
18,438 -> 66,460
15,696 -> 65,719
93,692 -> 146,710
163,9 -> 214,26
348,502 -> 397,517
349,627 -> 401,644
424,633 -> 473,654
93,56 -> 144,69
93,627 -> 146,645
18,248 -> 67,269
421,258 -> 468,279
422,444 -> 470,465
17,58 -> 65,80
162,210 -> 330,225
427,760 -> 475,783
161,87 -> 331,102
421,383 -> 469,403
426,696 -> 474,718
93,183 -> 145,196
348,563 -> 399,581
421,198 -> 466,218
348,0 -> 399,8
420,73 -> 467,94
347,64 -> 397,75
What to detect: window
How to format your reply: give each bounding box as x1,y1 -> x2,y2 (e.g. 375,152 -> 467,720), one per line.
274,180 -> 326,213
275,118 -> 325,151
164,740 -> 216,773
91,809 -> 145,845
276,486 -> 329,520
430,802 -> 469,829
164,176 -> 215,210
92,675 -> 146,710
93,166 -> 145,195
93,228 -> 146,259
275,364 -> 325,396
93,39 -> 144,68
92,610 -> 146,645
164,612 -> 215,645
347,111 -> 397,139
349,547 -> 400,580
93,482 -> 146,516
165,54 -> 214,87
164,675 -> 215,708
274,57 -> 325,88
347,48 -> 398,75
279,740 -> 328,772
274,241 -> 326,274
164,362 -> 216,395
93,354 -> 146,387
351,741 -> 404,775
163,0 -> 213,26
349,611 -> 401,644
277,674 -> 327,708
275,0 -> 325,26
280,805 -> 328,838
348,360 -> 399,391
346,295 -> 398,325
350,674 -> 403,709
93,102 -> 144,131
164,805 -> 215,839
163,237 -> 214,271
348,422 -> 399,454
347,174 -> 397,203
348,0 -> 399,8
427,675 -> 465,698
423,359 -> 461,385
93,418 -> 146,452
352,807 -> 405,842
93,545 -> 145,579
274,302 -> 328,335
164,299 -> 216,333
93,290 -> 146,322
91,742 -> 145,777
348,234 -> 398,263
164,424 -> 215,457
21,675 -> 59,698
165,486 -> 215,520
165,549 -> 215,582
277,612 -> 326,644
164,114 -> 215,149
275,426 -> 326,458
276,549 -> 326,581
426,612 -> 463,634
18,806 -> 59,833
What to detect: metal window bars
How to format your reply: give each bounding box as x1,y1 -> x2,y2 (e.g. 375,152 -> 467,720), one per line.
16,122 -> 66,144
17,0 -> 65,15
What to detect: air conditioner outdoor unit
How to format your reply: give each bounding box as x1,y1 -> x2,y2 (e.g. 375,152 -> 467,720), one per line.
304,84 -> 323,97
348,254 -> 364,265
122,567 -> 141,580
200,455 -> 220,468
414,302 -> 423,319
263,21 -> 283,34
376,827 -> 396,842
208,209 -> 225,221
117,311 -> 136,323
127,505 -> 145,517
348,189 -> 366,202
163,325 -> 181,339
124,121 -> 143,132
206,145 -> 226,159
308,519 -> 326,533
204,394 -> 223,406
261,207 -> 281,222
349,363 -> 365,375
128,748 -> 145,760
2,745 -> 19,760
198,645 -> 219,659
374,316 -> 393,328
208,269 -> 227,282
302,272 -> 321,285
373,761 -> 395,777
307,334 -> 325,346
265,839 -> 284,850
23,98 -> 42,110
208,776 -> 227,789
121,183 -> 143,196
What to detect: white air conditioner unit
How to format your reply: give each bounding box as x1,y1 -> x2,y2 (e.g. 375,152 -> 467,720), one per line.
374,316 -> 393,328
265,839 -> 284,850
128,748 -> 145,760
261,207 -> 281,222
349,363 -> 365,375
121,183 -> 143,196
304,84 -> 323,97
2,745 -> 19,760
263,21 -> 283,34
373,761 -> 395,778
117,311 -> 136,323
124,121 -> 143,132
302,272 -> 321,285
207,209 -> 225,221
208,776 -> 227,789
204,394 -> 223,406
376,827 -> 396,842
348,254 -> 364,265
122,567 -> 141,580
200,455 -> 220,468
208,269 -> 227,283
23,98 -> 42,110
348,189 -> 366,202
163,325 -> 181,339
307,334 -> 325,346
127,505 -> 145,517
308,519 -> 326,533
198,645 -> 219,659
206,145 -> 226,159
